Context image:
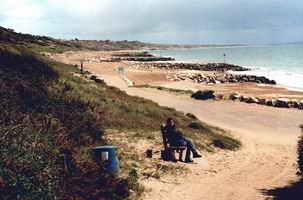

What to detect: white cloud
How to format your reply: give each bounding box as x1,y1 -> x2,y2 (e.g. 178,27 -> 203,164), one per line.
0,0 -> 302,44
0,0 -> 43,20
0,0 -> 44,33
47,0 -> 108,16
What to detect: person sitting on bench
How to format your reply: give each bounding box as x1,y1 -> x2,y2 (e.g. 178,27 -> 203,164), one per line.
164,118 -> 202,163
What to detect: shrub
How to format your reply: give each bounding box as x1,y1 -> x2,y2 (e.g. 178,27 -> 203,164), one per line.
189,121 -> 206,130
213,139 -> 226,149
185,113 -> 198,120
212,135 -> 241,150
0,126 -> 59,199
191,90 -> 215,100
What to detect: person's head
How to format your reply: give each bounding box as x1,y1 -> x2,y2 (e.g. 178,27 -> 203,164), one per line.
166,118 -> 175,127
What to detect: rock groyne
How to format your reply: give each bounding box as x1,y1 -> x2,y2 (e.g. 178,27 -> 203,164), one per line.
167,73 -> 276,85
84,51 -> 175,63
131,62 -> 250,72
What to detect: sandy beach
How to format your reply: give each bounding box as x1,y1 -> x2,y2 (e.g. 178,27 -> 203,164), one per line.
53,50 -> 303,200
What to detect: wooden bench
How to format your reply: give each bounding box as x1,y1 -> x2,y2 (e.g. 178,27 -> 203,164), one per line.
161,124 -> 186,162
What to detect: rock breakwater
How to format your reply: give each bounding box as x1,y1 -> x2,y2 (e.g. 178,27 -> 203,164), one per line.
84,51 -> 175,63
131,62 -> 249,72
167,73 -> 276,85
230,93 -> 303,110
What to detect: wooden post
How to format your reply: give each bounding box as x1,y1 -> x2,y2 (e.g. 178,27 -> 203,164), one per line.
223,53 -> 226,64
80,61 -> 83,73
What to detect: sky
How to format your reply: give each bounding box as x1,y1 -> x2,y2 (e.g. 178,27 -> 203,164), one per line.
0,0 -> 302,45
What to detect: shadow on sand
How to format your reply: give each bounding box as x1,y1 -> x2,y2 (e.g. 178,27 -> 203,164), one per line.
262,180 -> 303,200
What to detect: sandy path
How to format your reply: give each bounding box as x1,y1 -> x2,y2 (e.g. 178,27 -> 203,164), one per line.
92,73 -> 302,200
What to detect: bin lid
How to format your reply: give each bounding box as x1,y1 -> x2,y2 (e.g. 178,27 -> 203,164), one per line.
92,146 -> 117,150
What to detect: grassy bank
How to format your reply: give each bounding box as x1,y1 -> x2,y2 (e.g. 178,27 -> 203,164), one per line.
0,29 -> 241,199
0,45 -> 136,199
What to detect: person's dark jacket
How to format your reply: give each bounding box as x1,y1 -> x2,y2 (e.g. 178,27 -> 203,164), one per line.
164,125 -> 184,145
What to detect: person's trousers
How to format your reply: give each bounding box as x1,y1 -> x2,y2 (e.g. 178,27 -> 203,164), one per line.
176,137 -> 197,160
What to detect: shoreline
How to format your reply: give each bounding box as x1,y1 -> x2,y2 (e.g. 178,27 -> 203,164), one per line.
277,84 -> 303,92
229,67 -> 303,91
148,44 -> 303,91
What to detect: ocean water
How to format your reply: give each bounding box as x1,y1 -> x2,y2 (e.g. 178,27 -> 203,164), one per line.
149,45 -> 303,90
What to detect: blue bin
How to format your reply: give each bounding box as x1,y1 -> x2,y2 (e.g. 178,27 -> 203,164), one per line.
92,146 -> 119,174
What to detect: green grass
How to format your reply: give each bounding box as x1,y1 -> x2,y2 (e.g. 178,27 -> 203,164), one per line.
63,77 -> 240,151
134,84 -> 194,95
25,43 -> 79,54
57,74 -> 241,155
0,126 -> 59,199
0,45 -> 134,199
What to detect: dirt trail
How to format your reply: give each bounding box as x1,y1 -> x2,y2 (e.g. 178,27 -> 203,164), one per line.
54,54 -> 303,200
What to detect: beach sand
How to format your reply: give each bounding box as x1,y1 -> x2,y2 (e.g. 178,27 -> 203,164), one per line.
53,51 -> 303,200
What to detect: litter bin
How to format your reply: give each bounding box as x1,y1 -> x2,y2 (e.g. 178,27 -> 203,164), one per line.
92,146 -> 119,174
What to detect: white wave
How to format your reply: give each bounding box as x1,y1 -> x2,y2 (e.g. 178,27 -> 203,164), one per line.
229,66 -> 303,90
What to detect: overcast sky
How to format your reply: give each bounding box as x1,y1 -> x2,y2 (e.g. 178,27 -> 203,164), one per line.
0,0 -> 302,44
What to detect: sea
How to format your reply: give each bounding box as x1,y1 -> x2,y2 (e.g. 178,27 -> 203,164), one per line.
149,44 -> 303,91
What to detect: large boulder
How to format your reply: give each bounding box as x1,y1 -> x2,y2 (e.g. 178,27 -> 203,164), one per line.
265,99 -> 273,106
229,93 -> 241,100
240,96 -> 249,102
242,77 -> 249,82
257,98 -> 266,105
191,90 -> 215,100
288,100 -> 298,108
216,76 -> 227,83
293,100 -> 300,108
230,78 -> 238,83
270,80 -> 277,84
90,75 -> 98,81
95,78 -> 104,84
246,97 -> 259,104
274,98 -> 290,108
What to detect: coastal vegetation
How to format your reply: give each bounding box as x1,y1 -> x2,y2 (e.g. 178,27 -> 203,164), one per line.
134,84 -> 194,95
0,45 -> 133,199
67,38 -> 239,51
